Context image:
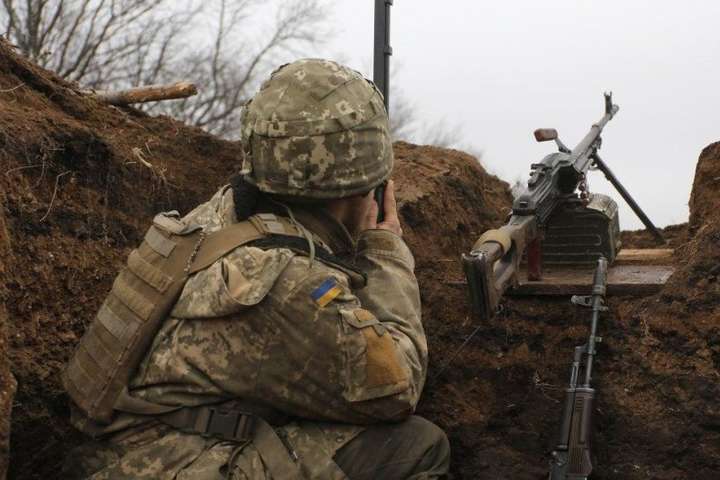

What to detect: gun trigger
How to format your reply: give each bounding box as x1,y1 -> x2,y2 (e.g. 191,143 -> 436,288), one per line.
596,336 -> 603,343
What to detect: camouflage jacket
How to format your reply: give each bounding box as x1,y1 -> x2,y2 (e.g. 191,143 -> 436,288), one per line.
74,186 -> 428,479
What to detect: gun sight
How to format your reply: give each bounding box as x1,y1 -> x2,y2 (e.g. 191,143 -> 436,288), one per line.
604,91 -> 619,118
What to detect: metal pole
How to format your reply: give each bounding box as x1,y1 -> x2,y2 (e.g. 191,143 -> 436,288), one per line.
373,0 -> 393,223
592,154 -> 666,245
373,0 -> 393,111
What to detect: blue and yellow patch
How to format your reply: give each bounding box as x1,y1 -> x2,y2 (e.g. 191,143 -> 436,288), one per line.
311,277 -> 342,307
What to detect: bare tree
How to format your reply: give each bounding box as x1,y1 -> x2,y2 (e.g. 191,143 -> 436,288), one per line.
415,118 -> 464,149
390,92 -> 469,151
150,0 -> 326,137
1,0 -> 328,137
1,0 -> 188,87
388,89 -> 416,141
385,67 -> 469,151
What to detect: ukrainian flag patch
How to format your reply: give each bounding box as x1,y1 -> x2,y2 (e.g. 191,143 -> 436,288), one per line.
311,277 -> 342,307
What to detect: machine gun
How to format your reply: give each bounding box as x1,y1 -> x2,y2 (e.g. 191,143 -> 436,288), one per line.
548,256 -> 608,479
462,93 -> 663,320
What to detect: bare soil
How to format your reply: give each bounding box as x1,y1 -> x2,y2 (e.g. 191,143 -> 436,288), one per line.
399,142 -> 720,479
2,39 -> 719,479
0,39 -> 239,479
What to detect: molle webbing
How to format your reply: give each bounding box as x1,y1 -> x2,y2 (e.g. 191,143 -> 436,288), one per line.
62,214 -> 303,423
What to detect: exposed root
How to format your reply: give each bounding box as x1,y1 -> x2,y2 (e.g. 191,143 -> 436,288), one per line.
4,164 -> 44,176
39,171 -> 71,222
532,371 -> 561,403
131,146 -> 169,187
0,83 -> 24,93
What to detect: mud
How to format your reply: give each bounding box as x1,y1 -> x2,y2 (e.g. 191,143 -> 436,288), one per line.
2,39 -> 719,479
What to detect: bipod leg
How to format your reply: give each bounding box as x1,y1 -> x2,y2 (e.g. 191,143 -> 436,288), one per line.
592,154 -> 666,245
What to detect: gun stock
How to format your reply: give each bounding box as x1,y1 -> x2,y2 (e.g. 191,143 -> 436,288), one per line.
462,216 -> 537,319
550,388 -> 594,480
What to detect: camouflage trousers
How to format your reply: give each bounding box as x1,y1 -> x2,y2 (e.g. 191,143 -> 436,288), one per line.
333,416 -> 450,480
64,416 -> 450,479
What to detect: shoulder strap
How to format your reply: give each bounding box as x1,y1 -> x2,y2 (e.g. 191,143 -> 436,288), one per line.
188,214 -> 303,275
188,214 -> 366,288
248,235 -> 367,288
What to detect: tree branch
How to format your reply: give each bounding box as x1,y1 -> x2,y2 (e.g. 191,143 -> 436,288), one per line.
2,0 -> 330,137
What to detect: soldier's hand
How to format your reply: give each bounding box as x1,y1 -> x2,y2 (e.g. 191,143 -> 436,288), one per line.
375,180 -> 403,237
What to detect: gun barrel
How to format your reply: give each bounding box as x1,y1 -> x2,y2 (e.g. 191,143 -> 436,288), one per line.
582,257 -> 607,387
571,95 -> 619,174
592,256 -> 608,293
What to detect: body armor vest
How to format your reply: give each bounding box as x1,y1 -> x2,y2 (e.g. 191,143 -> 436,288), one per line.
62,212 -> 311,423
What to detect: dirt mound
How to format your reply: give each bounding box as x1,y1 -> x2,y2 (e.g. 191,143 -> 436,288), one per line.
2,38 -> 719,480
593,144 -> 720,479
0,39 -> 239,478
688,141 -> 720,232
392,141 -> 512,285
621,223 -> 688,249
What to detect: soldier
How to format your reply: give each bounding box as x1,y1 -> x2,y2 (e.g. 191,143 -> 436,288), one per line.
63,59 -> 449,479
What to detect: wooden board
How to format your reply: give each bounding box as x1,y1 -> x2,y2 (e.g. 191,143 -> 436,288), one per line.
615,249 -> 674,265
510,264 -> 675,297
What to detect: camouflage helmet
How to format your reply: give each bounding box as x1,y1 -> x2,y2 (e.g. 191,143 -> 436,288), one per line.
240,58 -> 393,199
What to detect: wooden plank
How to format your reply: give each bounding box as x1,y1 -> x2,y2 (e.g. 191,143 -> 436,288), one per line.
510,265 -> 675,297
615,248 -> 674,265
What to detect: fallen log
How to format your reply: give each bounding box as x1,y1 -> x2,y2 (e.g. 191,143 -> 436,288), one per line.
88,81 -> 198,106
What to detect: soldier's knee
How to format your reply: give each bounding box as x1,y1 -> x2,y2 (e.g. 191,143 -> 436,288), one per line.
405,416 -> 451,470
334,415 -> 450,479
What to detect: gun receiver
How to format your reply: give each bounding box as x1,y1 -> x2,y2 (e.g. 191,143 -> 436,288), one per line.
463,93 -> 662,320
548,257 -> 608,480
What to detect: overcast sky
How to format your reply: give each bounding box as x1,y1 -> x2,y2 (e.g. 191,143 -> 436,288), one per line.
306,0 -> 720,230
